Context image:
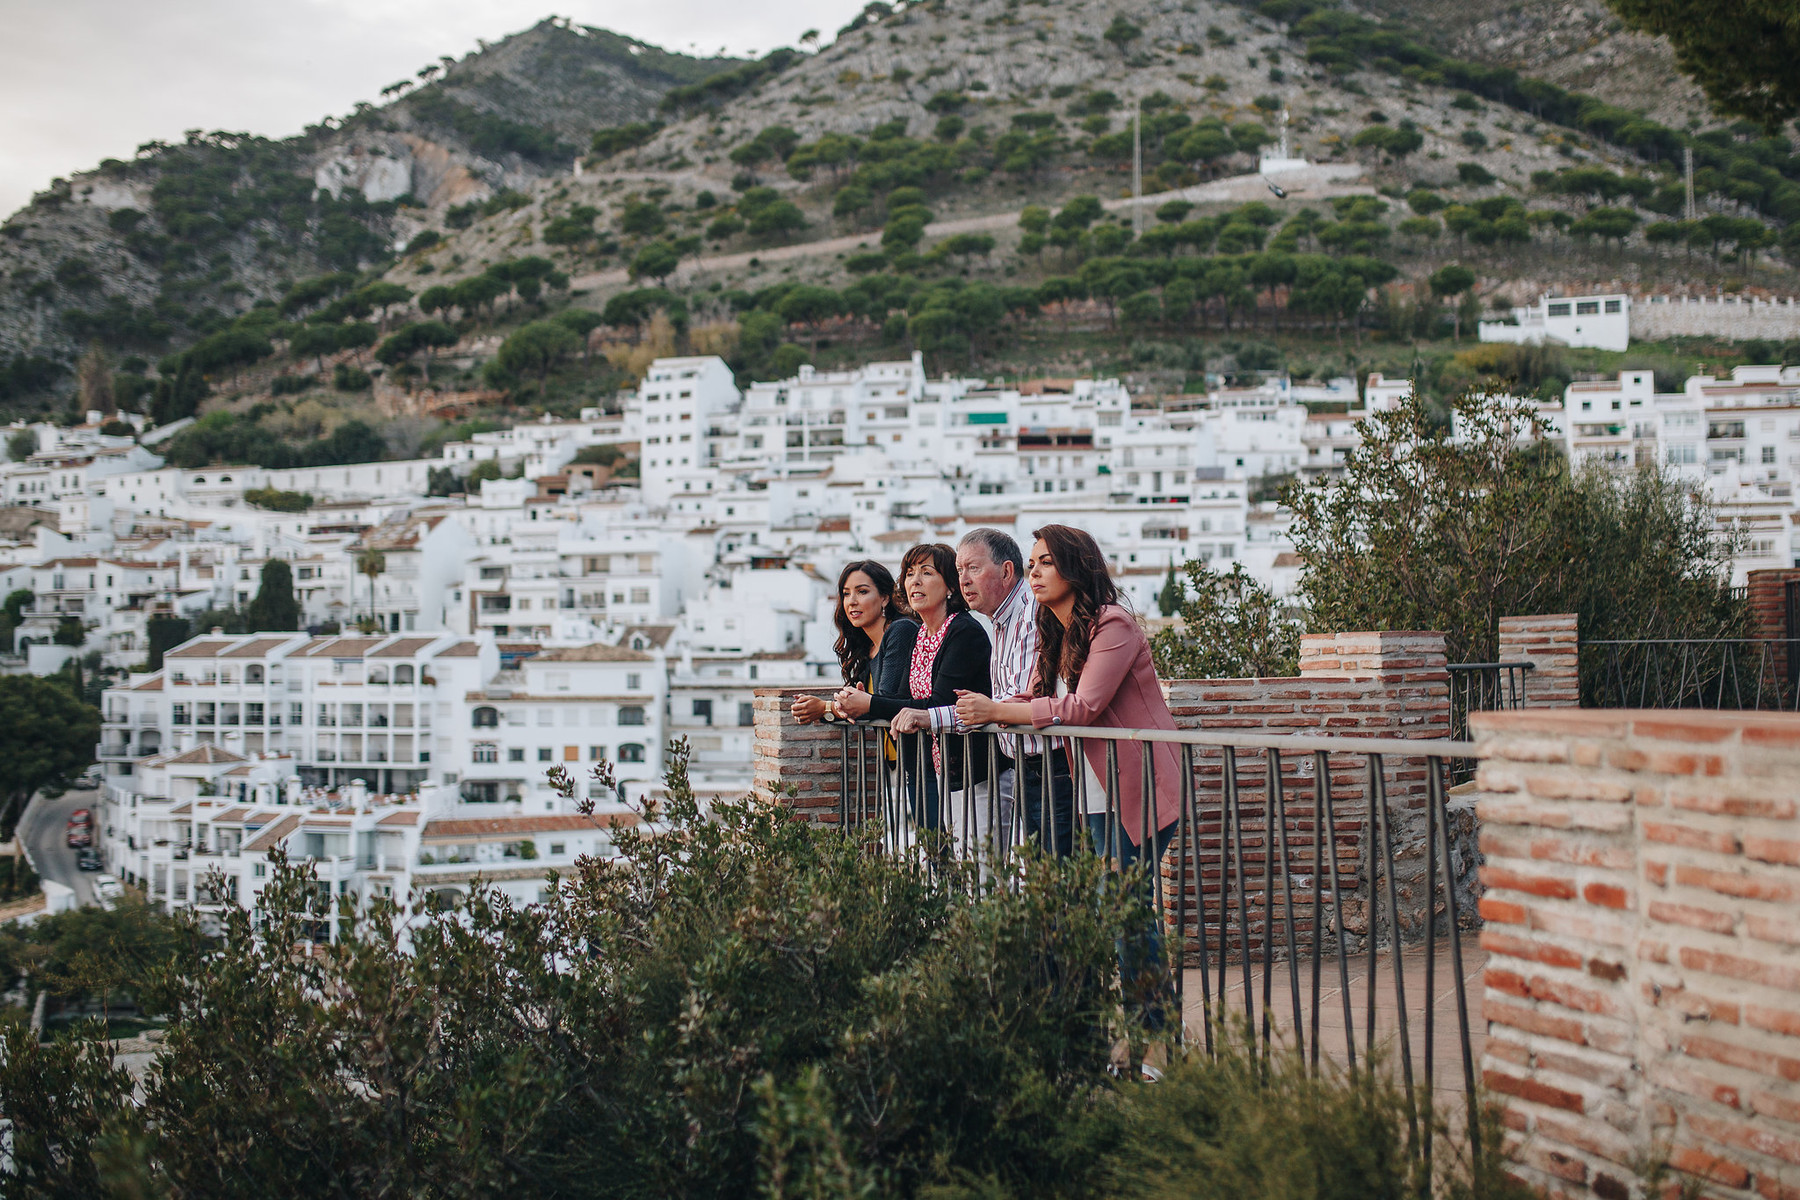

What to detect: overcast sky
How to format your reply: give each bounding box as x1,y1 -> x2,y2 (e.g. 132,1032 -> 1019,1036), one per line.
0,0 -> 867,216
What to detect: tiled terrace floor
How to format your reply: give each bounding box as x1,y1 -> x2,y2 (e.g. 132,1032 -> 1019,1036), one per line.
1176,944 -> 1488,1097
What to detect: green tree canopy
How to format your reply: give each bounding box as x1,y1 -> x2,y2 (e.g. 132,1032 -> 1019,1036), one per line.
1153,561 -> 1303,678
0,674 -> 98,839
245,560 -> 302,632
494,321 -> 581,397
1286,388 -> 1744,663
1602,0 -> 1800,129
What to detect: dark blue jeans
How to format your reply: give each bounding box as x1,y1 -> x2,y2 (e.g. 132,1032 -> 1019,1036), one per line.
1019,748 -> 1074,858
1087,813 -> 1177,1031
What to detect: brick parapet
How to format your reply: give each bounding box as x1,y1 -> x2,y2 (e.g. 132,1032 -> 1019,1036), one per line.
1472,707 -> 1800,1199
1497,613 -> 1581,708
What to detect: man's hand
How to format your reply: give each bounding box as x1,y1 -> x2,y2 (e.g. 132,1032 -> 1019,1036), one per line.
952,689 -> 1000,727
889,708 -> 928,735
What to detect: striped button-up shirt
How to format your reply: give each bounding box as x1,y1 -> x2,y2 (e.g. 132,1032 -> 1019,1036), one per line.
929,578 -> 1041,756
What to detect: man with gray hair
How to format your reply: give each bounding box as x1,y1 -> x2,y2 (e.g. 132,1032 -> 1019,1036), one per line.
927,527 -> 1074,856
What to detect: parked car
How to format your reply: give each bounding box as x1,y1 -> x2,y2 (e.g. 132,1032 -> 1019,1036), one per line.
65,820 -> 92,848
76,848 -> 102,872
92,875 -> 123,910
76,771 -> 101,790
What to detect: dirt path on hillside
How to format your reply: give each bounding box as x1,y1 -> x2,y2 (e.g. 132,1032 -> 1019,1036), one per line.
567,164 -> 1370,294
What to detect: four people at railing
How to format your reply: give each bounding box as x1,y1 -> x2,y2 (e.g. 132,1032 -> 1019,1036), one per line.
793,525 -> 1183,1028
794,526 -> 1182,866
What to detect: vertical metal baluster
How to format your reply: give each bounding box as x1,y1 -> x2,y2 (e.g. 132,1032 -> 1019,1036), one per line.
987,733 -> 1001,872
1370,754 -> 1418,1155
937,729 -> 951,863
1363,755 -> 1378,1065
1260,750 -> 1275,1056
1431,754 -> 1481,1165
1141,741 -> 1162,1041
1180,743 -> 1205,1050
1271,748 -> 1304,1064
1423,742 -> 1439,1181
1224,747 -> 1252,1026
1215,746 -> 1233,1020
1309,750 -> 1327,1073
839,724 -> 850,830
1105,741 -> 1122,875
856,724 -> 869,831
1069,739 -> 1082,855
960,733 -> 972,873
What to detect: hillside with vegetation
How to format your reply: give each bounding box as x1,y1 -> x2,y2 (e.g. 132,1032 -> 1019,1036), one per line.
3,0 -> 1800,469
0,20 -> 740,408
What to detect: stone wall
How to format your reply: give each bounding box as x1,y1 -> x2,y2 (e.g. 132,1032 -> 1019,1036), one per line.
1474,708 -> 1800,1199
1631,295 -> 1800,343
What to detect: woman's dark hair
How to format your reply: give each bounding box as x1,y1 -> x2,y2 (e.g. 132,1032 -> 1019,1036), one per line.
898,543 -> 969,617
831,560 -> 906,685
1031,524 -> 1121,697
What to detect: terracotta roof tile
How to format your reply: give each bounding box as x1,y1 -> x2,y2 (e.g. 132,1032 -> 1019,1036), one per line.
242,814 -> 301,853
531,643 -> 654,663
376,810 -> 421,826
219,637 -> 293,658
165,640 -> 232,659
434,641 -> 480,658
371,637 -> 437,658
164,745 -> 248,765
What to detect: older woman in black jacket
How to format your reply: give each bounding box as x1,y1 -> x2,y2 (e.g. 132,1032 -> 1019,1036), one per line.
836,543 -> 1004,853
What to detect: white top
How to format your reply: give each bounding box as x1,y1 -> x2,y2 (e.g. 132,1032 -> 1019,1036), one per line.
1055,677 -> 1109,814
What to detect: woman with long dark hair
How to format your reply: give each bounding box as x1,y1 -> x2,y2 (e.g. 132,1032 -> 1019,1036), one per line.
791,560 -> 915,724
835,543 -> 999,850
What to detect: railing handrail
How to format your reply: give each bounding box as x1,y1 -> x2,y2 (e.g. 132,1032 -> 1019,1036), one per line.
853,717 -> 1478,760
1583,637 -> 1800,645
1446,660 -> 1536,671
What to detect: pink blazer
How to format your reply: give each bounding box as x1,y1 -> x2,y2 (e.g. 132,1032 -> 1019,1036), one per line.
1026,605 -> 1183,845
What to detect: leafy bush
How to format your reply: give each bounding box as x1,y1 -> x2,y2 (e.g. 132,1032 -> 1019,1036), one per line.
242,487 -> 313,512
0,744 -> 1526,1198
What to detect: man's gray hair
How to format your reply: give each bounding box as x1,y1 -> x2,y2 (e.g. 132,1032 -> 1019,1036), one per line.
959,527 -> 1024,580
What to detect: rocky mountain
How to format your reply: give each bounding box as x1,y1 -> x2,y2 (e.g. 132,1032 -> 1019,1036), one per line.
0,19 -> 739,405
0,0 -> 1773,414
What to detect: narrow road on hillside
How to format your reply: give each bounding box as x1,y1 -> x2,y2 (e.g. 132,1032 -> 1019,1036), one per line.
568,163 -> 1370,293
19,785 -> 99,908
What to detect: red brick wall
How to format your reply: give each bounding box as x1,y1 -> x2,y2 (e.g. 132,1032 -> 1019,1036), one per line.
1745,570 -> 1800,686
1498,614 -> 1581,708
1473,708 -> 1800,1199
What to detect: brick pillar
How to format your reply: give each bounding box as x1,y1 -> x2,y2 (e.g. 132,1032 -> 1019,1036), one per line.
750,686 -> 845,823
1497,613 -> 1581,708
1473,707 -> 1800,1199
1745,569 -> 1800,686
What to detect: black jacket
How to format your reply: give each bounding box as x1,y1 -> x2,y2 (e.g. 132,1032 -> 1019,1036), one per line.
864,613 -> 1006,785
868,617 -> 918,698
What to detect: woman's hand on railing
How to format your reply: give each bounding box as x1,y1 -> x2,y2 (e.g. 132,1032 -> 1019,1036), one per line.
833,686 -> 872,719
790,695 -> 828,724
889,708 -> 929,735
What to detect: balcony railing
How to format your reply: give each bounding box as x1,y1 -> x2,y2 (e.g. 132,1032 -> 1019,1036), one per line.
829,718 -> 1484,1168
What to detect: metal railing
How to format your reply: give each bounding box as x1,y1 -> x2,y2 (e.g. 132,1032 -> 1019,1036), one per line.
1584,638 -> 1800,711
830,718 -> 1483,1170
1446,662 -> 1533,743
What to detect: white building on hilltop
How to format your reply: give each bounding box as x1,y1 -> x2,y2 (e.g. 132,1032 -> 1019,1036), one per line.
1479,293 -> 1632,352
